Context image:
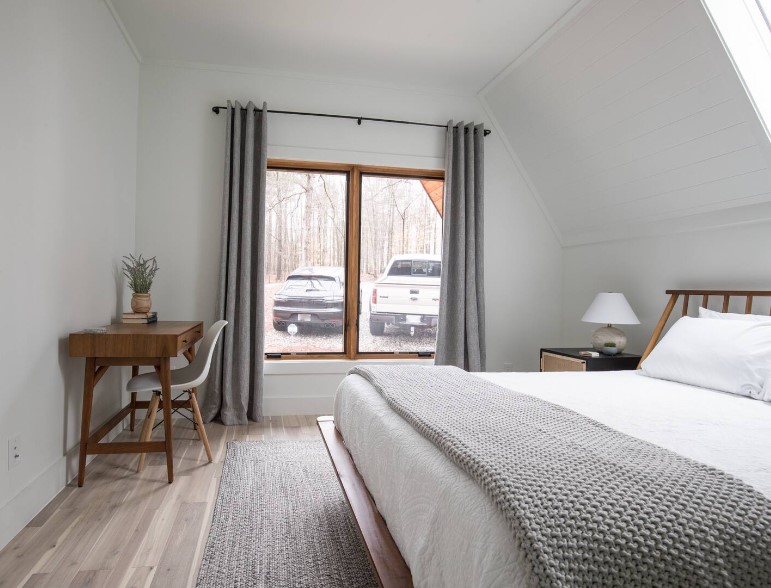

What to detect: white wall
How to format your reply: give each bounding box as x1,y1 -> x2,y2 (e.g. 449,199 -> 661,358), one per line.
482,0 -> 771,246
134,62 -> 563,414
561,221 -> 771,353
0,1 -> 139,549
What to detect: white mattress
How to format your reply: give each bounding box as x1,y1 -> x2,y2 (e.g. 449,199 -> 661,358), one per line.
333,370 -> 771,588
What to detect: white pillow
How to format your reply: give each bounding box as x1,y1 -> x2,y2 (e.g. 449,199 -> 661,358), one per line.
641,316 -> 771,401
698,306 -> 771,322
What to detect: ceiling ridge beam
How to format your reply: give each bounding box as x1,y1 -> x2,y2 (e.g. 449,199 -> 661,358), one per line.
477,0 -> 595,98
476,95 -> 565,246
103,0 -> 141,64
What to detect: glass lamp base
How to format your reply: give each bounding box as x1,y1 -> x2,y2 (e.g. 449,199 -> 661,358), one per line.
591,325 -> 627,352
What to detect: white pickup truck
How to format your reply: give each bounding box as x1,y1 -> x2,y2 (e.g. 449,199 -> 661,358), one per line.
368,254 -> 441,336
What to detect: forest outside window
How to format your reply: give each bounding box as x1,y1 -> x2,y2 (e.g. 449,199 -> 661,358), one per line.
264,161 -> 444,359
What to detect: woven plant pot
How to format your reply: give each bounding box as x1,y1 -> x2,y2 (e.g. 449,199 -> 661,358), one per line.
131,292 -> 152,313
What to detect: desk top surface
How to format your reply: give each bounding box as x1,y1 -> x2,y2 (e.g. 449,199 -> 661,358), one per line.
69,321 -> 204,358
70,321 -> 202,336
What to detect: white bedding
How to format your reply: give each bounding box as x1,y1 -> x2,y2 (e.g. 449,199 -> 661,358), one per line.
333,370 -> 771,588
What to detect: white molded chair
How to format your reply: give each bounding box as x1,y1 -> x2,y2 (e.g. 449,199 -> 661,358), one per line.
127,320 -> 227,472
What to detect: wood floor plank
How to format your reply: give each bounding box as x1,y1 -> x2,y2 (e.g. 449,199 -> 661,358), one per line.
0,507 -> 83,588
102,508 -> 159,588
0,527 -> 40,583
79,488 -> 155,572
185,460 -> 217,504
21,573 -> 48,587
0,417 -> 321,588
35,504 -> 122,586
131,477 -> 193,568
282,414 -> 301,428
26,486 -> 75,528
149,502 -> 207,588
189,479 -> 219,585
68,569 -> 112,588
122,566 -> 155,588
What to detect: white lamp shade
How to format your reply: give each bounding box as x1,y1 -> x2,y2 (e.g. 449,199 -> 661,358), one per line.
581,292 -> 640,325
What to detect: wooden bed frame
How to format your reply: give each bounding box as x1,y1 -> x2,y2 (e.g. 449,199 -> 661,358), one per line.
318,289 -> 771,588
639,289 -> 771,365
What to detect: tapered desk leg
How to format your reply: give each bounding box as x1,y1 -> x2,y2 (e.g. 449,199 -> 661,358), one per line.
129,365 -> 139,431
78,357 -> 96,487
160,357 -> 174,483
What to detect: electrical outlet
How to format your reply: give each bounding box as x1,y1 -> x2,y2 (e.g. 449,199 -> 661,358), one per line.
8,436 -> 21,470
503,362 -> 514,372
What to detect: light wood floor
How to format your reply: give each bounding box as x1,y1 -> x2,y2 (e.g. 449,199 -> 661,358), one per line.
0,415 -> 322,588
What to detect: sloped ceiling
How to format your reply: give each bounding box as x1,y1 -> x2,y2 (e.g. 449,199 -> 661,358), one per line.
482,0 -> 771,246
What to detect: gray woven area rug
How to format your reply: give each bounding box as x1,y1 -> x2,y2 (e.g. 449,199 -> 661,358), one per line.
196,440 -> 378,588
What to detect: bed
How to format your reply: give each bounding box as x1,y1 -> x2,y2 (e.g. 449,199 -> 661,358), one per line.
318,290 -> 771,587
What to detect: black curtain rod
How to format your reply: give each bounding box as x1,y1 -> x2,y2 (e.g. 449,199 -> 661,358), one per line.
211,105 -> 492,137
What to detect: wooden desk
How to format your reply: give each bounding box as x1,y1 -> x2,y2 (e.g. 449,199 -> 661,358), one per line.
69,321 -> 204,486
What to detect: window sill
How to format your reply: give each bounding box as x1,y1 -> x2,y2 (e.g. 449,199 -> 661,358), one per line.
264,357 -> 435,376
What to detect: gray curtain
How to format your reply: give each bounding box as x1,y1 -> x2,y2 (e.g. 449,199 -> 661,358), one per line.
435,121 -> 486,371
203,101 -> 268,425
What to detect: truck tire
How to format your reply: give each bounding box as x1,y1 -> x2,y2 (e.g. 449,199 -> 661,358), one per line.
369,319 -> 385,336
273,320 -> 287,332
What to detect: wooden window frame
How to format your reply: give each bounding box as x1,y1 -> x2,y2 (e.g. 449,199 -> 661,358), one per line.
266,159 -> 444,360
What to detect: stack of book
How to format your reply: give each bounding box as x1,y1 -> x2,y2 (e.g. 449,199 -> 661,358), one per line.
122,311 -> 158,324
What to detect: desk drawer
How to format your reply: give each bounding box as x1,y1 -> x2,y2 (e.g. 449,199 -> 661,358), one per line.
178,325 -> 203,350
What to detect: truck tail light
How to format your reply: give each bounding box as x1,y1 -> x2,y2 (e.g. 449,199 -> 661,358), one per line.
371,288 -> 377,304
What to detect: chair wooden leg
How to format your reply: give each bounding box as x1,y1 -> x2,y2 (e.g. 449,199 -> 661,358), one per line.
136,392 -> 160,473
129,392 -> 137,432
189,391 -> 213,463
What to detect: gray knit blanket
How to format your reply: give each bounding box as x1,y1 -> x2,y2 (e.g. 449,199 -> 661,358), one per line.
349,365 -> 771,587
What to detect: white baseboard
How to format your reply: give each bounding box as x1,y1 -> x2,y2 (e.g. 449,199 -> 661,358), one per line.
0,453 -> 66,550
263,395 -> 335,416
0,423 -> 125,551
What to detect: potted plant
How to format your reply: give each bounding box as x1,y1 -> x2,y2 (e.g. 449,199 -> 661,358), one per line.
601,341 -> 619,356
122,254 -> 159,313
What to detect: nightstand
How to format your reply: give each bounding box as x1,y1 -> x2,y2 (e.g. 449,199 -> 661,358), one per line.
540,347 -> 641,372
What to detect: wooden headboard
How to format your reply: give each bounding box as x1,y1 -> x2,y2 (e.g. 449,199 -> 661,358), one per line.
639,289 -> 771,366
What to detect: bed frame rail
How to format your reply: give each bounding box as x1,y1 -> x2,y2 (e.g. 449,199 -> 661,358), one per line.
317,416 -> 413,588
639,289 -> 771,365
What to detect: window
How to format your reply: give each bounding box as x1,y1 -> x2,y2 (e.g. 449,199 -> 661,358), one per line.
264,161 -> 444,359
757,0 -> 771,31
702,0 -> 771,139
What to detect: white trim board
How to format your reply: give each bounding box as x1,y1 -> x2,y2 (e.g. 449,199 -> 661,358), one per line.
263,396 -> 335,416
478,0 -> 595,97
103,0 -> 141,64
476,96 -> 564,245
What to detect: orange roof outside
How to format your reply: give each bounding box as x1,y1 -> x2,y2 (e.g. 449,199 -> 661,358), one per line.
420,179 -> 444,218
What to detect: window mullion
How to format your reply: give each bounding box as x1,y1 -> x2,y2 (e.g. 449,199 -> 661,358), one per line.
344,166 -> 362,359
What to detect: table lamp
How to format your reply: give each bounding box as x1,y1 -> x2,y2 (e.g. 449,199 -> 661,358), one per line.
581,292 -> 639,353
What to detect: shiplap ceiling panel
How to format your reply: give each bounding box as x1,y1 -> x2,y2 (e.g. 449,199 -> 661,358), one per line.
559,146 -> 769,229
109,0 -> 579,92
501,0 -> 694,137
484,0 -> 771,245
528,75 -> 737,192
506,0 -> 641,99
555,97 -> 755,207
